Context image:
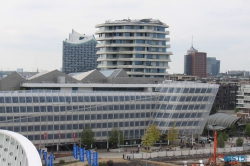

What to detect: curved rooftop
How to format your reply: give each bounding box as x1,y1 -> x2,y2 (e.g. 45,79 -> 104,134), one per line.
207,113 -> 241,130
65,29 -> 96,44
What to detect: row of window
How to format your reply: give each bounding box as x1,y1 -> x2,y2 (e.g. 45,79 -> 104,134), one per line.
0,95 -> 154,103
0,104 -> 155,113
0,102 -> 208,113
154,120 -> 200,127
158,96 -> 210,102
6,129 -> 146,141
156,87 -> 213,94
1,122 -> 150,133
1,113 -> 152,122
154,112 -> 203,119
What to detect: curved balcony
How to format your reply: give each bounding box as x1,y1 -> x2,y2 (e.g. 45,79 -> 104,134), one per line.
95,23 -> 168,28
95,29 -> 169,35
96,50 -> 173,55
96,36 -> 170,41
96,43 -> 170,48
97,57 -> 171,62
97,64 -> 170,69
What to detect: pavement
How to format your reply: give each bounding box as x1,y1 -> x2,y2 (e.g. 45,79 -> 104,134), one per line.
50,136 -> 250,165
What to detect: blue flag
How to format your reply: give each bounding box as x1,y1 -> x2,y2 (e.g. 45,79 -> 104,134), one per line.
38,149 -> 42,158
86,150 -> 91,165
73,145 -> 78,159
92,152 -> 98,166
79,148 -> 84,162
44,152 -> 47,165
49,154 -> 53,166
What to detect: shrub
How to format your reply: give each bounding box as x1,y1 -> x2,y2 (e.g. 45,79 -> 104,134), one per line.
107,160 -> 114,166
99,162 -> 107,166
236,137 -> 244,147
59,160 -> 65,164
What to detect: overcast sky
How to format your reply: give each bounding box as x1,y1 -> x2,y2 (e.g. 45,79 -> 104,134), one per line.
0,0 -> 249,73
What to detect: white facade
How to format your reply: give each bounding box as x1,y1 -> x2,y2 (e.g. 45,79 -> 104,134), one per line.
0,130 -> 42,166
237,84 -> 250,109
95,19 -> 172,78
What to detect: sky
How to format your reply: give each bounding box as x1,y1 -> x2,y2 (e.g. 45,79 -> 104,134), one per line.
0,0 -> 250,74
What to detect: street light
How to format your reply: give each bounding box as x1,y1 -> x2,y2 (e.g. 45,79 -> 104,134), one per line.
60,145 -> 71,166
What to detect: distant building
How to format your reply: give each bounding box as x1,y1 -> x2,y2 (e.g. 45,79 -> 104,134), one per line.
62,30 -> 98,74
95,18 -> 172,77
228,70 -> 250,77
184,46 -> 207,78
167,75 -> 197,81
206,57 -> 220,76
16,68 -> 23,72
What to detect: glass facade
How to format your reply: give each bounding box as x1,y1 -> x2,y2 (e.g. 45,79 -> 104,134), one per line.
0,81 -> 218,145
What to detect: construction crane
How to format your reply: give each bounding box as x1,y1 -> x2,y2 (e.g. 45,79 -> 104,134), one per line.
207,131 -> 238,165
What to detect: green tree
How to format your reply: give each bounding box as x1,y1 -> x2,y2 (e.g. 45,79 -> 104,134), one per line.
229,124 -> 237,136
236,137 -> 244,147
142,124 -> 161,146
209,104 -> 217,115
108,128 -> 124,149
166,123 -> 179,145
245,123 -> 250,137
81,126 -> 95,149
217,133 -> 225,148
202,124 -> 208,136
234,108 -> 239,113
221,131 -> 228,141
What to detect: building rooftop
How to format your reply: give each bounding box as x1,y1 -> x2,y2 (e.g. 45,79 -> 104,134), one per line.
64,29 -> 96,44
103,18 -> 166,26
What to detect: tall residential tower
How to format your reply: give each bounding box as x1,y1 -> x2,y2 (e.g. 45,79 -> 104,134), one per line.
95,19 -> 172,77
62,30 -> 98,74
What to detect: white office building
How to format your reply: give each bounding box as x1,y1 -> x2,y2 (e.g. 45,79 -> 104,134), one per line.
95,18 -> 172,78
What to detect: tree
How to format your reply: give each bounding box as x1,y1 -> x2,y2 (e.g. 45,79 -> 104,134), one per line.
209,104 -> 217,115
166,123 -> 179,145
142,124 -> 161,146
108,128 -> 124,149
229,124 -> 237,136
217,133 -> 225,148
234,108 -> 239,113
245,123 -> 250,137
236,137 -> 243,147
81,126 -> 95,149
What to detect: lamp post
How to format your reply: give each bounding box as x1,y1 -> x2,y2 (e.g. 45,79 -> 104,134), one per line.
60,145 -> 71,166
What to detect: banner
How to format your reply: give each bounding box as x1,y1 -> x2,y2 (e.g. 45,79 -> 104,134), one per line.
73,133 -> 76,142
49,154 -> 53,166
44,133 -> 47,140
38,149 -> 42,158
86,150 -> 91,165
44,152 -> 47,165
73,145 -> 78,159
92,152 -> 98,166
79,148 -> 84,162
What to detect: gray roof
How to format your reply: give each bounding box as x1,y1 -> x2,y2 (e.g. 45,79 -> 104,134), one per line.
100,69 -> 128,77
207,113 -> 240,130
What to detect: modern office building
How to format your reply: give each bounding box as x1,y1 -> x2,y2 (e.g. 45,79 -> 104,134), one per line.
213,82 -> 238,110
184,46 -> 207,78
62,30 -> 98,74
0,70 -> 218,149
237,84 -> 250,113
206,57 -> 220,76
95,18 -> 172,78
